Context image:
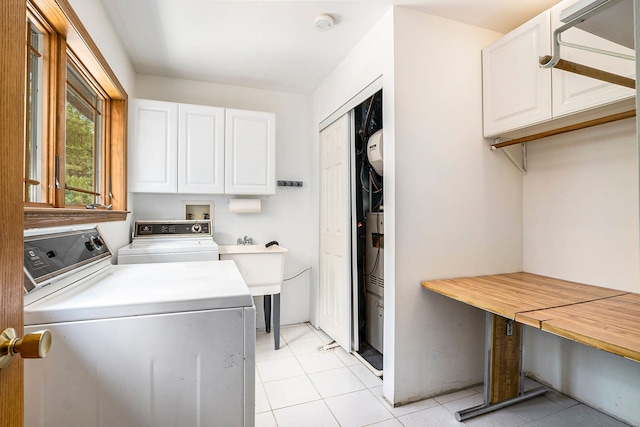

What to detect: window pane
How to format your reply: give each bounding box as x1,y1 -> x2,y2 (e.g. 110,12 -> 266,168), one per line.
25,19 -> 45,203
65,62 -> 102,206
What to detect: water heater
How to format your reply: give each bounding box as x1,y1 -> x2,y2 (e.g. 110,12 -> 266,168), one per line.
367,129 -> 383,176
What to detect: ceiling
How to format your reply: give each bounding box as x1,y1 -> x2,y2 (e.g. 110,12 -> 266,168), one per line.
100,0 -> 561,95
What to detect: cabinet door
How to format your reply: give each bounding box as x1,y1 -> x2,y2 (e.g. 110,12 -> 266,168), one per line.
178,104 -> 225,194
130,99 -> 178,193
482,11 -> 552,138
225,109 -> 276,195
550,0 -> 635,117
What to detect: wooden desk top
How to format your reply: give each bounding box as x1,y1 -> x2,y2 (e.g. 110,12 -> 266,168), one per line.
516,293 -> 640,362
422,272 -> 640,362
421,272 -> 626,320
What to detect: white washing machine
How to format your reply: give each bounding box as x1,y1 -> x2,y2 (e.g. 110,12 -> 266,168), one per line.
117,220 -> 219,264
23,227 -> 254,427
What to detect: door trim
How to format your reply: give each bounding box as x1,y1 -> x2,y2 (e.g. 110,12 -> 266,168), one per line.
319,76 -> 383,132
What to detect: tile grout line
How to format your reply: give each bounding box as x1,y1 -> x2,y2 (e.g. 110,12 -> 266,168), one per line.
272,325 -> 330,426
257,326 -> 631,427
295,327 -> 398,426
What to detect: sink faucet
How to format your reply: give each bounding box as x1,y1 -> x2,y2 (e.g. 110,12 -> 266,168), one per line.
237,236 -> 253,245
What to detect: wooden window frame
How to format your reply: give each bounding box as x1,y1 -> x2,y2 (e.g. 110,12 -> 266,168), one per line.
24,0 -> 128,229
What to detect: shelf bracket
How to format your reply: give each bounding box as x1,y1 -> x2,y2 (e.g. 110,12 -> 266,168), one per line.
492,140 -> 527,176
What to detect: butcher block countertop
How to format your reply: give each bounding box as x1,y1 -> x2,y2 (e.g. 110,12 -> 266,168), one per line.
421,272 -> 640,362
516,293 -> 640,362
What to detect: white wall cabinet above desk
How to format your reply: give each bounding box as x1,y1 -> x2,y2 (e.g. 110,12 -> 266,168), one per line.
482,1 -> 635,139
482,11 -> 552,138
130,99 -> 276,195
550,0 -> 635,117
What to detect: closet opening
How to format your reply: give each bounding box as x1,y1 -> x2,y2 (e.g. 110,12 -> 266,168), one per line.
318,83 -> 384,377
352,90 -> 384,374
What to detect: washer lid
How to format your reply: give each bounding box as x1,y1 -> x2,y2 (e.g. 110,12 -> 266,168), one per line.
24,260 -> 253,325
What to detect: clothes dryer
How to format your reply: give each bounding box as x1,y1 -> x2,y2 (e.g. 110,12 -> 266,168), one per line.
117,220 -> 219,264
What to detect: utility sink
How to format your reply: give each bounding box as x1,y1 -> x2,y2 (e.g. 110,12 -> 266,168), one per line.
218,244 -> 288,296
220,244 -> 288,349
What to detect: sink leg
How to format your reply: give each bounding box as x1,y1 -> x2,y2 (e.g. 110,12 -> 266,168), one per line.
274,293 -> 280,350
264,295 -> 272,333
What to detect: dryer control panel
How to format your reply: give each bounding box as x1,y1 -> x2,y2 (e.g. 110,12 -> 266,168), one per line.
133,220 -> 212,238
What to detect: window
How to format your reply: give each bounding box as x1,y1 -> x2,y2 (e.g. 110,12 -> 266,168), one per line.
25,18 -> 46,203
24,0 -> 128,228
65,61 -> 104,206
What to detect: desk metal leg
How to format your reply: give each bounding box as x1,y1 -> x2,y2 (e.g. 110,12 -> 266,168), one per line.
455,312 -> 547,422
274,293 -> 280,350
264,295 -> 272,333
456,387 -> 548,421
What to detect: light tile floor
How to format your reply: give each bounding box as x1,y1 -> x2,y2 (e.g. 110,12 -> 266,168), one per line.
255,323 -> 631,427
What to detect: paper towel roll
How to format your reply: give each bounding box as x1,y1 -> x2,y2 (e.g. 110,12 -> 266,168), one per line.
228,198 -> 261,213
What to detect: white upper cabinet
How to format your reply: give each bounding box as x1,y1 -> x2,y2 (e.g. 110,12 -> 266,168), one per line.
130,99 -> 276,195
178,104 -> 225,194
482,1 -> 636,139
130,99 -> 178,193
225,109 -> 276,195
482,11 -> 552,138
550,0 -> 635,117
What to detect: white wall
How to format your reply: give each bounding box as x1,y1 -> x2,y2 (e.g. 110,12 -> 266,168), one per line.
524,119 -> 639,290
390,8 -> 522,404
523,118 -> 640,425
312,7 -> 523,406
132,76 -> 314,328
68,0 -> 136,256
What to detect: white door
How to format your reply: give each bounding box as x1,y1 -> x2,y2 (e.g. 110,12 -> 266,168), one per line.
130,99 -> 178,193
319,113 -> 352,350
178,104 -> 225,194
224,108 -> 276,195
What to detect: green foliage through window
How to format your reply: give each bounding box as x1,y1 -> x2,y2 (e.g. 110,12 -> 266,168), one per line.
65,62 -> 102,206
65,102 -> 96,205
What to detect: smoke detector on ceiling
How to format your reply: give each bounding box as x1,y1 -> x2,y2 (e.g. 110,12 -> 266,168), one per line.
314,14 -> 335,31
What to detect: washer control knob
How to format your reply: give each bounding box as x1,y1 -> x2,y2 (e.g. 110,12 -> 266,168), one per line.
91,235 -> 104,249
192,223 -> 202,233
